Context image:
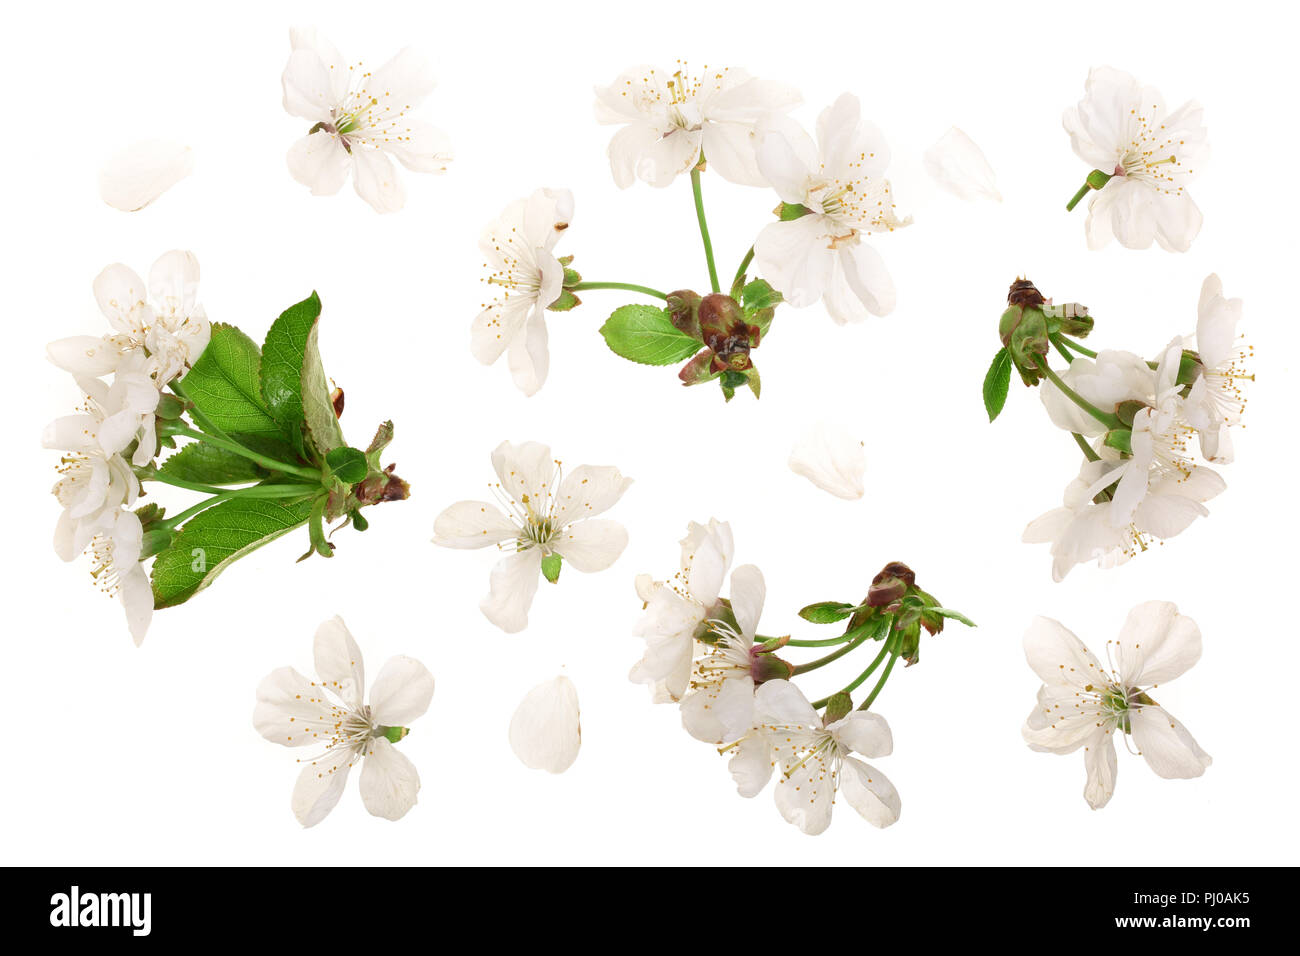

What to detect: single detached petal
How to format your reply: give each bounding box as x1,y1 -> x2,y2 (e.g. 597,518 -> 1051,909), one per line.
98,140 -> 195,212
922,127 -> 1001,201
480,549 -> 542,633
1130,705 -> 1212,779
313,616 -> 365,708
358,737 -> 421,821
840,756 -> 901,827
432,500 -> 516,549
1113,601 -> 1202,687
508,676 -> 581,773
552,519 -> 628,573
368,655 -> 435,727
788,421 -> 866,499
291,760 -> 352,827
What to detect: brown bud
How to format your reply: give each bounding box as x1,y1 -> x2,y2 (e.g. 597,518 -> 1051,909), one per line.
330,386 -> 345,419
1007,277 -> 1045,309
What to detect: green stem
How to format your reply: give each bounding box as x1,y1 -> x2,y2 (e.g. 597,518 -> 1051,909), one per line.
1034,356 -> 1121,430
809,643 -> 892,709
690,165 -> 720,294
1072,432 -> 1101,463
784,633 -> 859,649
174,428 -> 322,481
158,485 -> 320,530
569,281 -> 668,300
1059,336 -> 1097,359
1065,181 -> 1092,212
146,471 -> 248,496
791,623 -> 875,676
732,246 -> 755,293
1050,333 -> 1076,364
858,650 -> 900,711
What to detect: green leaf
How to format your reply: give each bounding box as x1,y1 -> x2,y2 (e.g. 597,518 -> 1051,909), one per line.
599,305 -> 704,366
799,601 -> 857,624
326,446 -> 368,484
541,553 -> 562,583
983,347 -> 1013,422
180,324 -> 283,437
929,607 -> 977,628
150,496 -> 315,608
261,291 -> 345,459
158,442 -> 269,486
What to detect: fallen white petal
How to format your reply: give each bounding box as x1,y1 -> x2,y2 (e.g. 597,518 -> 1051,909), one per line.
923,127 -> 1001,202
788,421 -> 866,499
508,676 -> 581,774
98,140 -> 195,211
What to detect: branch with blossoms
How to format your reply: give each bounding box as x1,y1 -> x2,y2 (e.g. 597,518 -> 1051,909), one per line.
631,520 -> 974,835
45,253 -> 408,644
984,275 -> 1250,581
472,64 -> 910,402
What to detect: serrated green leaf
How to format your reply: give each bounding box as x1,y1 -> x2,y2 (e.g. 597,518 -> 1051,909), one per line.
158,441 -> 269,486
180,324 -> 282,437
325,446 -> 368,484
983,347 -> 1013,422
599,304 -> 704,366
260,293 -> 321,456
150,496 -> 315,608
799,601 -> 857,624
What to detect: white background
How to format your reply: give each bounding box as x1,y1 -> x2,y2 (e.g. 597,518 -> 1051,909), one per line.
5,0 -> 1296,865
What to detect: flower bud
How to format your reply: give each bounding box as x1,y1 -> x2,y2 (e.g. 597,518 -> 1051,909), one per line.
1000,303 -> 1049,387
867,561 -> 915,607
666,290 -> 704,339
750,648 -> 794,683
1007,278 -> 1046,309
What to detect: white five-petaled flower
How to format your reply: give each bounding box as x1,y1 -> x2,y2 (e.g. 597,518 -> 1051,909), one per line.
726,679 -> 901,835
594,61 -> 800,188
433,441 -> 632,633
47,251 -> 210,388
1063,66 -> 1208,251
630,518 -> 735,703
1040,348 -> 1155,438
679,564 -> 767,745
1182,274 -> 1250,463
1022,602 -> 1211,809
254,617 -> 435,827
73,510 -> 153,646
470,188 -> 574,396
281,26 -> 452,213
754,94 -> 910,324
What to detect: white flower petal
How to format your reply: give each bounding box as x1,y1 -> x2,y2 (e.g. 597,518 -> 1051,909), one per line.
827,711 -> 893,759
490,440 -> 554,506
508,676 -> 581,774
1130,705 -> 1212,779
281,49 -> 337,122
506,306 -> 549,396
728,564 -> 765,640
1113,601 -> 1201,687
837,240 -> 896,318
788,421 -> 866,499
312,616 -> 365,709
681,675 -> 754,745
98,140 -> 194,212
552,519 -> 628,573
753,678 -> 818,726
287,132 -> 351,196
120,564 -> 153,646
754,216 -> 834,310
368,656 -> 435,727
1023,617 -> 1106,691
358,737 -> 420,820
554,465 -> 633,524
364,46 -> 437,114
839,756 -> 901,827
431,500 -> 516,549
923,126 -> 1001,201
728,733 -> 773,798
351,147 -> 406,214
681,518 -> 734,608
480,549 -> 542,633
253,666 -> 335,748
773,753 -> 835,835
291,760 -> 352,827
1082,732 -> 1118,809
47,336 -> 121,378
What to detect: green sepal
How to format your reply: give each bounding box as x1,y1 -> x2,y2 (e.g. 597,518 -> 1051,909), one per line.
349,509 -> 369,532
547,290 -> 581,312
823,692 -> 853,724
1176,350 -> 1204,388
1104,428 -> 1133,455
300,495 -> 334,561
777,202 -> 810,221
799,601 -> 857,624
325,446 -> 368,484
1086,169 -> 1113,190
364,421 -> 394,470
562,267 -> 582,287
139,528 -> 175,561
600,304 -> 703,366
925,607 -> 977,628
541,552 -> 562,583
983,347 -> 1013,422
382,726 -> 409,744
154,393 -> 187,419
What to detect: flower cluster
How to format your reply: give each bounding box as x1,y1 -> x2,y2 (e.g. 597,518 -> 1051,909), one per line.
631,521 -> 973,834
472,63 -> 911,400
44,251 -> 212,643
988,275 -> 1249,580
